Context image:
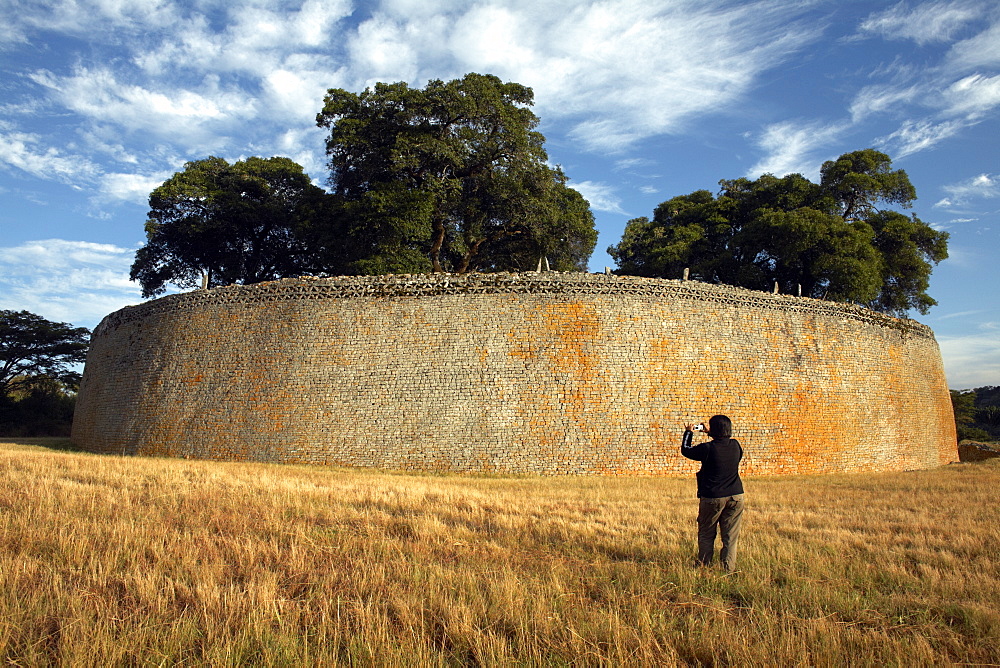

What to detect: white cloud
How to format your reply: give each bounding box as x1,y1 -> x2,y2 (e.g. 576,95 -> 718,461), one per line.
78,130 -> 140,165
848,5 -> 1000,159
348,14 -> 424,85
942,73 -> 1000,119
31,67 -> 254,146
0,239 -> 134,274
0,239 -> 142,328
449,5 -> 537,73
850,75 -> 1000,161
0,20 -> 27,49
0,131 -> 101,183
614,158 -> 654,171
0,128 -> 178,208
858,1 -> 985,46
132,1 -> 351,80
875,118 -> 967,158
938,322 -> 1000,389
946,17 -> 1000,69
261,58 -> 346,123
343,0 -> 824,152
0,126 -> 185,208
745,120 -> 848,179
571,180 -> 626,215
850,83 -> 921,122
272,127 -> 329,182
6,0 -> 832,189
294,0 -> 353,47
940,173 -> 1000,205
97,171 -> 170,205
11,0 -> 180,37
937,309 -> 986,321
229,1 -> 352,52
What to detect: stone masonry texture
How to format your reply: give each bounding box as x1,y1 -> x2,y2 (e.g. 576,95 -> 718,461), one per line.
71,273 -> 957,475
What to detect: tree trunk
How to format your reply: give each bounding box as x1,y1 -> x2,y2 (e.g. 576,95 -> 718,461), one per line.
429,217 -> 446,273
457,238 -> 486,274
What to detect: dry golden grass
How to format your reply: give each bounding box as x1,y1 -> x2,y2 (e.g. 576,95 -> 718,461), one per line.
1,438 -> 998,666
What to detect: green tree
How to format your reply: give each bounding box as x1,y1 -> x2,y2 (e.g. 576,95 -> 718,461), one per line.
951,389 -> 990,442
131,156 -> 329,297
819,148 -> 917,221
0,376 -> 78,437
968,385 -> 1000,441
0,310 -> 89,396
865,211 -> 949,314
610,190 -> 736,283
316,73 -> 596,274
608,149 -> 948,315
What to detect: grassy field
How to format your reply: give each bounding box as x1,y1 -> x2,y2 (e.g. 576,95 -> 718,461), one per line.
1,439 -> 998,666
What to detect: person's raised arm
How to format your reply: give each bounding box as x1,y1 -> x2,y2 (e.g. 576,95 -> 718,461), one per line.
682,422 -> 707,458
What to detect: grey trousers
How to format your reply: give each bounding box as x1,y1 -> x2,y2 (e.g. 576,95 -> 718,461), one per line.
696,494 -> 745,572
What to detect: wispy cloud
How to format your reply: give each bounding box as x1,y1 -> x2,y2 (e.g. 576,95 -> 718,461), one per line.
0,239 -> 142,327
875,118 -> 967,158
745,119 -> 848,179
935,173 -> 1000,208
97,172 -> 172,207
941,73 -> 1000,119
1,0 -> 833,221
858,0 -> 985,45
0,130 -> 176,206
29,67 -> 254,147
936,309 -> 985,320
17,0 -> 182,36
3,2 -> 997,214
343,0 -> 826,152
0,131 -> 101,183
851,3 -> 1000,157
571,181 -> 626,215
850,83 -> 921,123
945,16 -> 1000,70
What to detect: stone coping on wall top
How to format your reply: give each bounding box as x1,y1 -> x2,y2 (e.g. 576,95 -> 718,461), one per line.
95,272 -> 935,340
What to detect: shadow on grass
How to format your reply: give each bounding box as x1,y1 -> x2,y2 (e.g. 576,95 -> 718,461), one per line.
0,436 -> 85,453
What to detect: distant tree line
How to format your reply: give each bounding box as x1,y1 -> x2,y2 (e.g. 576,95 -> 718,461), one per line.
952,386 -> 1000,442
0,310 -> 89,437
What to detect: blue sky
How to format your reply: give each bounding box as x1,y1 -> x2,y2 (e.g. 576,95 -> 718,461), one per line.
1,0 -> 997,388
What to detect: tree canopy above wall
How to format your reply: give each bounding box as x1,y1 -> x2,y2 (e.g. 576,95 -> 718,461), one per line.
608,149 -> 949,316
130,73 -> 598,298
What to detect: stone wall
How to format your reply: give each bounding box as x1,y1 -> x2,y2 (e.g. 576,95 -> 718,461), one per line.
71,273 -> 957,475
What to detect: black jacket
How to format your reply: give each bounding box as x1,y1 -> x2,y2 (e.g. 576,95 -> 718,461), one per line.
681,431 -> 744,498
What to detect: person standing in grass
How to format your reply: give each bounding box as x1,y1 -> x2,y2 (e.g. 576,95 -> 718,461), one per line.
681,414 -> 745,573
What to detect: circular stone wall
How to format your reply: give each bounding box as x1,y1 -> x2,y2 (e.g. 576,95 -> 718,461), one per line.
72,273 -> 957,475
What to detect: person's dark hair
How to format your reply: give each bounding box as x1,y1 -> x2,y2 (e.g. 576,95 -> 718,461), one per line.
709,414 -> 732,439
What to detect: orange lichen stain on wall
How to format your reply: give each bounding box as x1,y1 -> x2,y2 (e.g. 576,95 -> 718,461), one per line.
538,302 -> 600,380
783,381 -> 850,473
506,301 -> 619,465
179,372 -> 204,386
734,318 -> 857,475
644,337 -> 687,401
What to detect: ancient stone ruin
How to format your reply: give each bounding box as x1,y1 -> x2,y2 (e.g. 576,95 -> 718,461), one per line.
72,273 -> 957,475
